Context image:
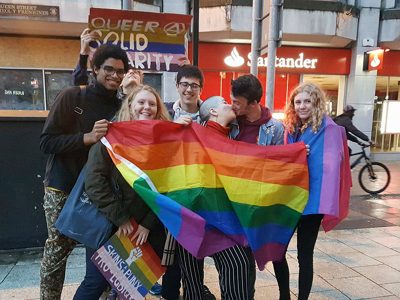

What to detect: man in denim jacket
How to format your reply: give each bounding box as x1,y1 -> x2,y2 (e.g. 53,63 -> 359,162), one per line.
229,74 -> 284,299
230,74 -> 284,146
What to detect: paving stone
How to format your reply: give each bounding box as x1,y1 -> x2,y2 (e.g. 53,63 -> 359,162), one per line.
382,282 -> 400,298
329,251 -> 381,268
0,252 -> 20,265
314,261 -> 360,280
64,266 -> 85,285
339,239 -> 398,257
0,264 -> 40,289
0,287 -> 39,299
289,275 -> 334,295
375,254 -> 400,271
255,270 -> 278,287
315,238 -> 356,254
369,236 -> 400,248
0,265 -> 13,285
328,276 -> 392,299
353,264 -> 400,284
15,251 -> 42,266
66,252 -> 86,269
309,289 -> 350,299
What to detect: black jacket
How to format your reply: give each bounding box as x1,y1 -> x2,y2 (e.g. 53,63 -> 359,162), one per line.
85,142 -> 165,257
40,82 -> 120,193
85,142 -> 160,229
334,113 -> 369,143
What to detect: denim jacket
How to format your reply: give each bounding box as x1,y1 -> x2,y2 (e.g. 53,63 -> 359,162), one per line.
230,118 -> 285,146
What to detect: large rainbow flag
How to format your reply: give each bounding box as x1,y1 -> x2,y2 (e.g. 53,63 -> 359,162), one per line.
91,219 -> 165,300
286,115 -> 351,231
102,120 -> 309,269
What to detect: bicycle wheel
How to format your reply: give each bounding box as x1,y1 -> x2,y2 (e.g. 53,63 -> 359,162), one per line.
358,162 -> 391,194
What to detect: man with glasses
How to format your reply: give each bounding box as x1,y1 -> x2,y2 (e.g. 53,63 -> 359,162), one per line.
165,64 -> 204,124
162,65 -> 216,300
72,28 -> 143,97
39,44 -> 129,300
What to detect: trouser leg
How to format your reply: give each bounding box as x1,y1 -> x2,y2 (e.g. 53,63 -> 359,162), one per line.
297,214 -> 323,300
161,258 -> 182,300
40,189 -> 76,300
212,245 -> 251,300
273,258 -> 291,300
73,247 -> 109,300
177,244 -> 204,300
242,246 -> 256,300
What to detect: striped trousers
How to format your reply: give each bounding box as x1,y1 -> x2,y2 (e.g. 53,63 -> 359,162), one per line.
178,244 -> 256,300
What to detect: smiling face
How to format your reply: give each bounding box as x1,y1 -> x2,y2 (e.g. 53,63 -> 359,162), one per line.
93,58 -> 125,91
176,76 -> 202,107
129,90 -> 158,120
294,92 -> 313,123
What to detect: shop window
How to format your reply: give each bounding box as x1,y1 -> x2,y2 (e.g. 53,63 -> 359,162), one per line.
45,70 -> 74,110
0,69 -> 44,110
302,74 -> 345,117
143,73 -> 162,97
372,76 -> 400,152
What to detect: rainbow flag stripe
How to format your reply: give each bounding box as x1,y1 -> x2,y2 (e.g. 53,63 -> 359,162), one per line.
102,120 -> 309,269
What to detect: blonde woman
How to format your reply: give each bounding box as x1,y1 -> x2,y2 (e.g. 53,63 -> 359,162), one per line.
73,85 -> 171,300
273,82 -> 350,300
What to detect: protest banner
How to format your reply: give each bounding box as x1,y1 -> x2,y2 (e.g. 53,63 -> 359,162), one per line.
91,219 -> 165,300
88,7 -> 192,72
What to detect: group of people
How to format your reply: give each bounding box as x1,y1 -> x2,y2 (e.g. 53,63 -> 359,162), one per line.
39,28 -> 354,300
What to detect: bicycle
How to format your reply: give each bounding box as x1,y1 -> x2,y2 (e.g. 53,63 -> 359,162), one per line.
350,144 -> 391,194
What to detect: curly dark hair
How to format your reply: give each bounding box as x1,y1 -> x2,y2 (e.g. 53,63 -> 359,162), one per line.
231,74 -> 262,104
176,64 -> 204,87
91,44 -> 129,76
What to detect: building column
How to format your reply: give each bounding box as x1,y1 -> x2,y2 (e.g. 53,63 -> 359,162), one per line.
345,1 -> 382,139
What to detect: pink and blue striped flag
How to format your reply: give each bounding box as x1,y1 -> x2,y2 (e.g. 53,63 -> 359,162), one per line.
286,115 -> 351,231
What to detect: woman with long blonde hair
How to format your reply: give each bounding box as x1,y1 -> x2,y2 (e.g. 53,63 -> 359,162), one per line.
273,82 -> 350,300
73,85 -> 174,300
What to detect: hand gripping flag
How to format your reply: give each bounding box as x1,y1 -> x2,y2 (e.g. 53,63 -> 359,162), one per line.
101,120 -> 309,270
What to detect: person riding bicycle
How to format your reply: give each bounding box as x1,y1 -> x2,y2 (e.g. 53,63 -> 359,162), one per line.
334,105 -> 373,154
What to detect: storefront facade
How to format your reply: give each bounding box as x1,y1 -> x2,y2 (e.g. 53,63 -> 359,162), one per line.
194,43 -> 351,117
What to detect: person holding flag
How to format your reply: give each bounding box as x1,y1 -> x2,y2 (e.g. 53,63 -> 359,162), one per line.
273,82 -> 351,300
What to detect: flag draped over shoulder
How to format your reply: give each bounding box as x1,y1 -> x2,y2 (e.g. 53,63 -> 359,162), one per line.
287,115 -> 351,231
102,120 -> 309,270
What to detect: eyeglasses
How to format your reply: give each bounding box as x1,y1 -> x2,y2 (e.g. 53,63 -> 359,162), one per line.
178,81 -> 201,91
101,65 -> 126,78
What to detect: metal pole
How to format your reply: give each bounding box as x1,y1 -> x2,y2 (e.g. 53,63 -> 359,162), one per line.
192,0 -> 200,66
250,0 -> 263,75
121,0 -> 131,10
266,0 -> 280,110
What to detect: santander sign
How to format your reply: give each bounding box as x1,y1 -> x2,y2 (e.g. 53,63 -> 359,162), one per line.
223,48 -> 318,69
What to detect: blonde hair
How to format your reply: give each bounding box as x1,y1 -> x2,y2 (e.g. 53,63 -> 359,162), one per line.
115,85 -> 171,122
284,82 -> 326,134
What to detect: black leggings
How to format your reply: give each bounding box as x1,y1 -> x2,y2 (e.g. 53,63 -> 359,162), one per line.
273,214 -> 323,300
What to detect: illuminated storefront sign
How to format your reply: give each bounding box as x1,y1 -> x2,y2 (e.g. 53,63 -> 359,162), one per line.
224,48 -> 318,69
363,49 -> 387,71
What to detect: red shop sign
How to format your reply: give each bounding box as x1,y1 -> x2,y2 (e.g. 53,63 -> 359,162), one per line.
191,43 -> 351,75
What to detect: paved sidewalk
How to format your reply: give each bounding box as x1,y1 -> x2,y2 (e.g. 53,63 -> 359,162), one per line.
1,162 -> 399,300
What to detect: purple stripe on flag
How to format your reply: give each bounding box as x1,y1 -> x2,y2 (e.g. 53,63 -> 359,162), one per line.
319,120 -> 342,216
253,243 -> 287,270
